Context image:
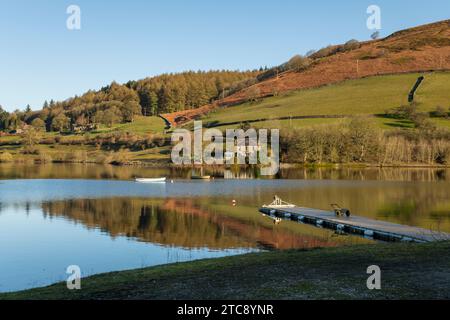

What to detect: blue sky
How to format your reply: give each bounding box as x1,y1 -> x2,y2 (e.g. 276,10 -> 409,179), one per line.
1,0 -> 449,111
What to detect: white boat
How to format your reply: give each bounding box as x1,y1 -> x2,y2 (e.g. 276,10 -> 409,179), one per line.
135,177 -> 167,183
191,175 -> 211,180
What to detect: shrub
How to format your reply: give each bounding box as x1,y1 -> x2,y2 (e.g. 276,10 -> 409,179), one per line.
246,86 -> 261,102
21,127 -> 41,147
286,55 -> 312,72
34,153 -> 52,164
256,67 -> 281,82
59,137 -> 83,145
152,134 -> 166,147
412,114 -> 437,132
308,41 -> 360,59
40,137 -> 56,145
112,148 -> 131,165
125,134 -> 139,148
341,39 -> 361,52
431,106 -> 448,118
0,152 -> 13,162
310,45 -> 337,59
306,50 -> 317,57
65,150 -> 88,163
239,122 -> 252,131
31,118 -> 46,130
386,104 -> 418,119
226,78 -> 259,95
51,113 -> 70,132
141,134 -> 154,149
21,145 -> 40,155
95,153 -> 114,164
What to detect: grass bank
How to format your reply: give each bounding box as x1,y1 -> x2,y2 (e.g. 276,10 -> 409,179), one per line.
2,241 -> 450,300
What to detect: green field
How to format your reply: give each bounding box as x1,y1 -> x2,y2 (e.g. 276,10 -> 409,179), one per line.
0,116 -> 166,144
415,72 -> 450,108
94,116 -> 166,135
203,116 -> 450,131
201,72 -> 450,128
0,142 -> 172,164
0,116 -> 170,162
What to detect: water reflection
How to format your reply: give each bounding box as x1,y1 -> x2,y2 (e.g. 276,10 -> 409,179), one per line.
1,178 -> 449,232
262,181 -> 450,232
39,198 -> 361,250
0,196 -> 367,292
0,202 -> 254,293
0,163 -> 449,182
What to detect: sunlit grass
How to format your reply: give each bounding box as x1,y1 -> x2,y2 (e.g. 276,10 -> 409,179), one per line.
432,117 -> 450,129
415,72 -> 450,109
93,116 -> 166,135
3,241 -> 450,299
203,72 -> 450,128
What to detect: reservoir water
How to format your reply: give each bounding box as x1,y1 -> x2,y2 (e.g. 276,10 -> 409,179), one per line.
1,164 -> 449,292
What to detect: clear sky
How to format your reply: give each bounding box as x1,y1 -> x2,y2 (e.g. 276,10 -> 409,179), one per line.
1,0 -> 449,111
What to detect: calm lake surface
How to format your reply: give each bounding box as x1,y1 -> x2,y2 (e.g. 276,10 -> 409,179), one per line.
1,164 -> 449,293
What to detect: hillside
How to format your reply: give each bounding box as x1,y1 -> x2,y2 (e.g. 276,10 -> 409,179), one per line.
163,19 -> 450,126
201,72 -> 450,129
3,20 -> 449,133
1,20 -> 450,167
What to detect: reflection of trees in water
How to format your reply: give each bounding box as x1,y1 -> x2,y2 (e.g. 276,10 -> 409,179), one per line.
377,195 -> 450,231
161,199 -> 355,249
42,198 -> 242,249
272,182 -> 450,232
0,163 -> 449,182
280,167 -> 449,182
40,198 -> 348,250
0,163 -> 170,180
137,206 -> 152,231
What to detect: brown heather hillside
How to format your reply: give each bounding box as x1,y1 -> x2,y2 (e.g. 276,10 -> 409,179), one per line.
163,19 -> 450,126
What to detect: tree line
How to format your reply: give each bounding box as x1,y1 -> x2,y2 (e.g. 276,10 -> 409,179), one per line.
0,70 -> 259,133
281,118 -> 450,165
130,70 -> 260,116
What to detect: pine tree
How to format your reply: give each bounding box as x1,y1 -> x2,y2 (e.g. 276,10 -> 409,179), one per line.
149,91 -> 159,115
26,70 -> 261,131
0,105 -> 9,130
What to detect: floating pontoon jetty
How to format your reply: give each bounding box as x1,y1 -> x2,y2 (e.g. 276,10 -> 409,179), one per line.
260,196 -> 449,243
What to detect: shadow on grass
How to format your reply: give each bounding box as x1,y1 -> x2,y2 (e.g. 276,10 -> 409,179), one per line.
375,115 -> 414,129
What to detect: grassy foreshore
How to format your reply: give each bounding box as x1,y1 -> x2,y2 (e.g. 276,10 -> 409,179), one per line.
2,241 -> 450,300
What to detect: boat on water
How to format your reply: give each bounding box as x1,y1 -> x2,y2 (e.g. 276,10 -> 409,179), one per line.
191,175 -> 211,180
135,177 -> 167,183
191,168 -> 212,180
